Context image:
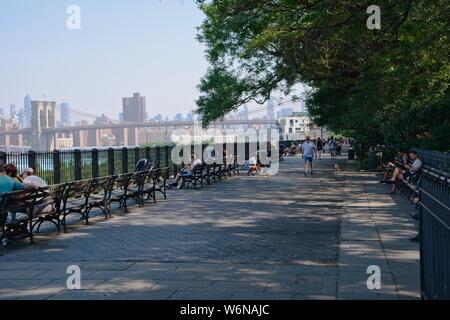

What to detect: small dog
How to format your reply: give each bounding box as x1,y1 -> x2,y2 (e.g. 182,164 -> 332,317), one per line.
334,163 -> 341,175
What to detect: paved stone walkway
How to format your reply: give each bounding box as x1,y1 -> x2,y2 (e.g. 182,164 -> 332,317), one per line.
0,154 -> 420,300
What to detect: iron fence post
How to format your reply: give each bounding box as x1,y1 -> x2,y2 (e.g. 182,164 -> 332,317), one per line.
164,145 -> 170,168
135,147 -> 140,164
122,147 -> 128,173
245,139 -> 249,160
74,149 -> 82,181
146,146 -> 151,162
28,150 -> 36,171
92,148 -> 99,178
53,150 -> 61,184
0,151 -> 6,164
108,148 -> 115,176
156,146 -> 161,166
223,142 -> 227,164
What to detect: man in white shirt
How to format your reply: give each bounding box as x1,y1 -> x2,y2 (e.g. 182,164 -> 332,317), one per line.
301,136 -> 317,176
247,155 -> 259,176
21,168 -> 48,188
388,151 -> 422,194
21,168 -> 52,215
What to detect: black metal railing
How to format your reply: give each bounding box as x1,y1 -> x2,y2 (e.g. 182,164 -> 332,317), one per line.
412,148 -> 450,299
413,148 -> 450,173
0,145 -> 184,185
0,141 -> 285,185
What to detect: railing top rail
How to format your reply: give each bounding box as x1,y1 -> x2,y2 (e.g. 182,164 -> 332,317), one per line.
412,147 -> 450,161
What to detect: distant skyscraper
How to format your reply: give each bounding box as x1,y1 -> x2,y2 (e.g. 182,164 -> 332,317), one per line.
300,100 -> 307,113
18,110 -> 24,127
276,108 -> 294,119
9,104 -> 16,118
174,113 -> 183,121
153,114 -> 163,122
60,102 -> 71,126
267,99 -> 275,120
95,114 -> 109,125
243,104 -> 249,120
23,94 -> 32,128
122,93 -> 147,123
119,113 -> 124,122
0,108 -> 3,117
185,113 -> 193,121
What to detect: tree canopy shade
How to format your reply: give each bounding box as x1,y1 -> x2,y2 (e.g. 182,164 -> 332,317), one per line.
195,0 -> 450,151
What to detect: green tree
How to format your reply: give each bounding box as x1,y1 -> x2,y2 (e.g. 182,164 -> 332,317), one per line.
195,0 -> 450,149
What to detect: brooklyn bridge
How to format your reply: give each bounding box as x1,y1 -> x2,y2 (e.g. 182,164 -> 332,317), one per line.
0,101 -> 277,150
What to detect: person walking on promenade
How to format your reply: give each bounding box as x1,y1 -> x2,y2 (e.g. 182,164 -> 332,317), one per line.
301,136 -> 317,176
316,137 -> 323,160
328,137 -> 337,160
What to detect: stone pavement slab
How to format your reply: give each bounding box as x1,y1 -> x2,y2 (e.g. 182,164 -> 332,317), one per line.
0,154 -> 419,300
337,161 -> 420,299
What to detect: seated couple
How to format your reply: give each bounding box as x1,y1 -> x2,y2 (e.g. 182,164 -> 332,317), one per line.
381,151 -> 422,194
170,154 -> 202,189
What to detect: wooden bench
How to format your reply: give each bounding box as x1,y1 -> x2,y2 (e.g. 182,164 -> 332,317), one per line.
61,179 -> 92,231
32,184 -> 67,234
85,175 -> 117,221
0,189 -> 40,246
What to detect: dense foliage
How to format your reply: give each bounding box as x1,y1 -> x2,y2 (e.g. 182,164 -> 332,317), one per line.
195,0 -> 450,151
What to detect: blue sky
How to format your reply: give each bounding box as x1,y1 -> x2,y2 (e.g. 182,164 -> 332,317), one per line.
0,0 -> 208,119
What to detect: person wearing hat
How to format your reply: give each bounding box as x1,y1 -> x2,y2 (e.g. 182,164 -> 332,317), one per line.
21,168 -> 48,188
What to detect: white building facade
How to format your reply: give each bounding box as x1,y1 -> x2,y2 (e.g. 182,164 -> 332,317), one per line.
279,112 -> 326,141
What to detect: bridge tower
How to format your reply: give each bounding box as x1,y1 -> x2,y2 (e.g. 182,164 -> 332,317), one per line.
30,101 -> 56,150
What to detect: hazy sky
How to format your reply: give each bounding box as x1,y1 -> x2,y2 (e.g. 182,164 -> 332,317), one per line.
0,0 -> 208,120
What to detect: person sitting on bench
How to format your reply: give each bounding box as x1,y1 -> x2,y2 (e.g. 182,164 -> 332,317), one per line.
281,144 -> 290,157
290,143 -> 297,156
5,163 -> 24,183
21,168 -> 48,188
247,155 -> 259,176
0,161 -> 36,222
170,154 -> 202,188
380,150 -> 408,183
0,161 -> 25,195
387,151 -> 422,194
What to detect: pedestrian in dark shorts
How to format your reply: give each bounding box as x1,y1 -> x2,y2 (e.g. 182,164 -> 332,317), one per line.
301,136 -> 317,176
316,137 -> 323,160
